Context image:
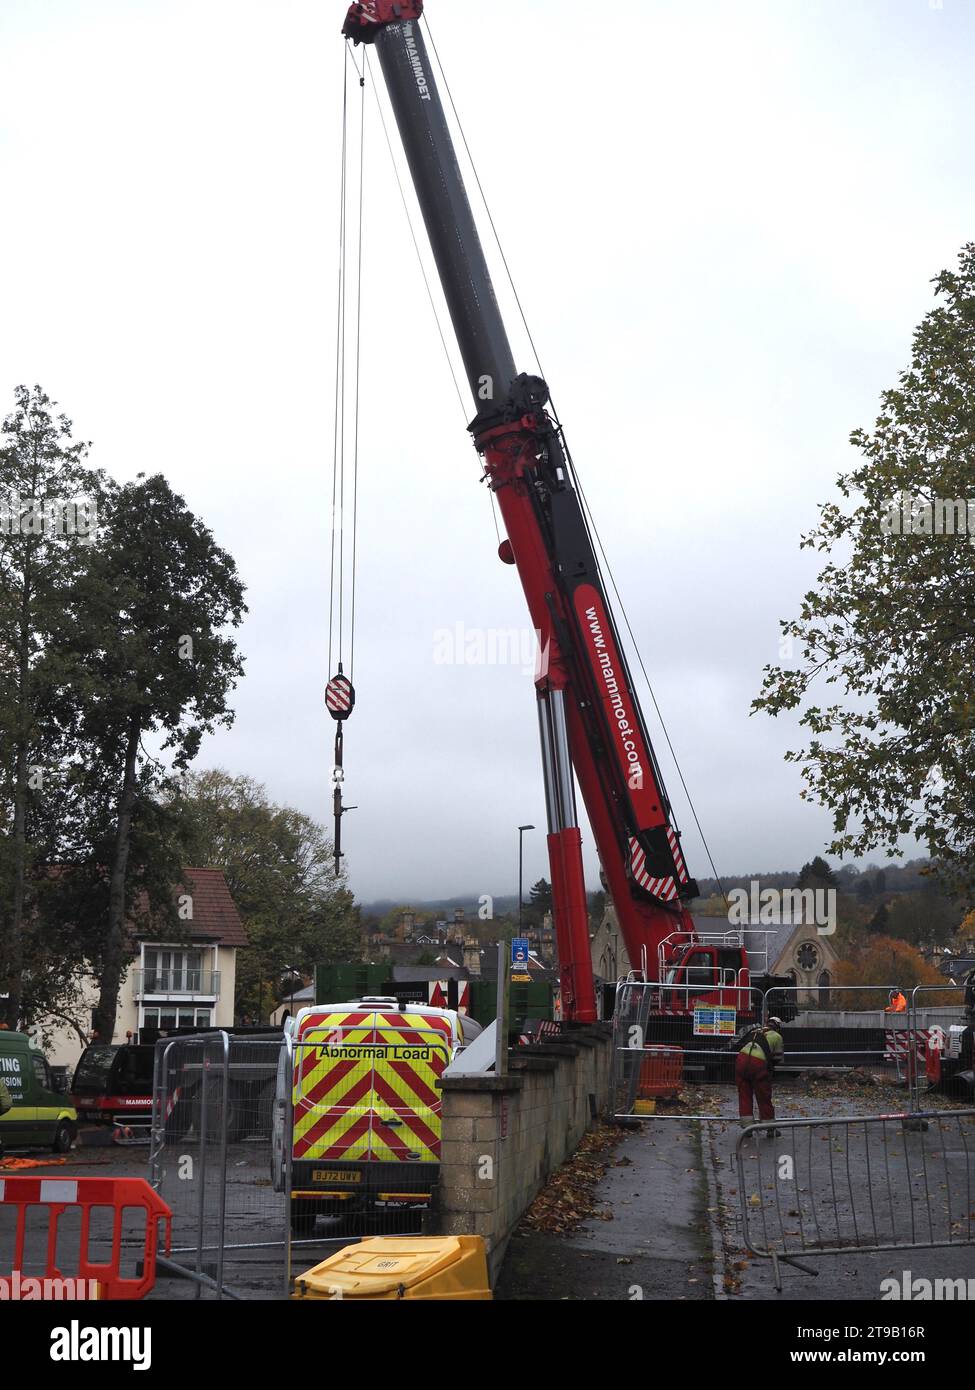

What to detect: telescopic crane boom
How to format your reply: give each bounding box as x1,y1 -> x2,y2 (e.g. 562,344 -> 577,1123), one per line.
344,0 -> 699,1022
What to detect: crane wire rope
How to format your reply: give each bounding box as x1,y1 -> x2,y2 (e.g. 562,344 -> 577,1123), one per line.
327,46 -> 350,682
348,41 -> 365,681
325,45 -> 370,880
422,13 -> 726,903
329,44 -> 370,683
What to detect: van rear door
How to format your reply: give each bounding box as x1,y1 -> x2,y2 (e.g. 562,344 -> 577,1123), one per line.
28,1051 -> 72,1147
293,1008 -> 453,1168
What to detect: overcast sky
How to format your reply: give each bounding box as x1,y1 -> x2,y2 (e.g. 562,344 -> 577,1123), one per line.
1,0 -> 972,903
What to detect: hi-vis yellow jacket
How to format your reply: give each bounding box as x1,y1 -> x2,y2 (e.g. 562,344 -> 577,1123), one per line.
739,1027 -> 784,1066
290,1003 -> 461,1166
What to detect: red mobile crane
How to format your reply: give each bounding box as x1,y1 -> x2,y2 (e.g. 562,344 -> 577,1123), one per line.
341,1 -> 760,1027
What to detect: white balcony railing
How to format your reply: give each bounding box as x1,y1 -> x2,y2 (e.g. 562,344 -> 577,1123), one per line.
133,969 -> 221,1000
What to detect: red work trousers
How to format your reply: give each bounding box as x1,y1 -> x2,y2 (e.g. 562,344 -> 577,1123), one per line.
736,1052 -> 774,1120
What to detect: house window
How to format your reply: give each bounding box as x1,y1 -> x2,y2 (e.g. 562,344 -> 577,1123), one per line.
142,1006 -> 212,1030
818,970 -> 831,1006
143,948 -> 206,993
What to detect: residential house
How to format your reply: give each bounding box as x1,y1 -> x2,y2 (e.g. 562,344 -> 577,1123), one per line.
30,867 -> 247,1070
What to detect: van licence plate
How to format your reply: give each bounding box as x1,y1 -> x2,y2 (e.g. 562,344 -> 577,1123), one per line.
311,1170 -> 362,1184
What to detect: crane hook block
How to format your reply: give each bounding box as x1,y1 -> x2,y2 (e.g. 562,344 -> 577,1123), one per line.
326,673 -> 356,722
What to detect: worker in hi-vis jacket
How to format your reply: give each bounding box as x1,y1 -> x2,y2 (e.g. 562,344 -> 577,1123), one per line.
736,1018 -> 785,1127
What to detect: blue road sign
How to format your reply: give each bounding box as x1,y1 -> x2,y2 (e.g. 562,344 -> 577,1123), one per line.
511,937 -> 530,969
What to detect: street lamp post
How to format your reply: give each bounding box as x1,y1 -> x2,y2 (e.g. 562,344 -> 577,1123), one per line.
518,824 -> 535,935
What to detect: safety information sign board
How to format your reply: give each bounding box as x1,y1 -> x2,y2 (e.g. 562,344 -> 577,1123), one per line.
693,1006 -> 737,1036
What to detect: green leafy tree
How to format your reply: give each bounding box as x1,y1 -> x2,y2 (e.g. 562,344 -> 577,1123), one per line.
754,244 -> 975,889
522,878 -> 552,931
796,856 -> 838,891
22,777 -> 189,1044
528,878 -> 553,912
885,889 -> 958,949
0,386 -> 111,1026
178,768 -> 361,1018
57,477 -> 246,1041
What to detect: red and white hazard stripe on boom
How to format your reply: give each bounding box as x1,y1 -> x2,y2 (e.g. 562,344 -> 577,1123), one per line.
628,828 -> 689,903
667,827 -> 689,884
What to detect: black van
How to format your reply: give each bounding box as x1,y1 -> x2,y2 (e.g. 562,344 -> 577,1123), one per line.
71,1043 -> 155,1126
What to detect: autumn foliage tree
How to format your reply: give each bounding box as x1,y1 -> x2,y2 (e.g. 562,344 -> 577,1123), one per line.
834,935 -> 956,1007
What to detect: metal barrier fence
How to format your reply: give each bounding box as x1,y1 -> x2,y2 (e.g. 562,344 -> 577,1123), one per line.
762,984 -> 963,1090
611,978 -> 968,1118
611,979 -> 765,1117
735,1110 -> 975,1290
150,1034 -> 285,1299
111,1118 -> 154,1146
908,983 -> 971,1115
149,1030 -> 451,1298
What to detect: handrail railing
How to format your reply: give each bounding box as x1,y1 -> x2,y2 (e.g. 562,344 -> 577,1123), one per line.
134,969 -> 221,999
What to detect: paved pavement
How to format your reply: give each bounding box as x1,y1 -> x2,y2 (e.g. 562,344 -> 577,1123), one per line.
704,1082 -> 975,1301
499,1080 -> 975,1302
496,1122 -> 714,1300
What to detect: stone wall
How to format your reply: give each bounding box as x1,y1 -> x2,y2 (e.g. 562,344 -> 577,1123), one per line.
436,1025 -> 613,1284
